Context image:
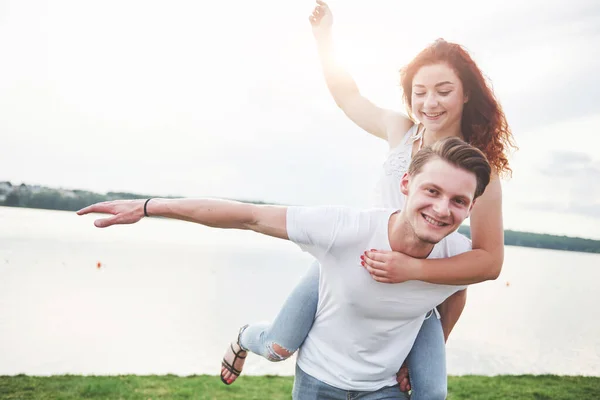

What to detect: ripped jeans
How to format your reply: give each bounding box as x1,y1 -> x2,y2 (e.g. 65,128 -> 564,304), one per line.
239,261 -> 448,400
239,261 -> 321,361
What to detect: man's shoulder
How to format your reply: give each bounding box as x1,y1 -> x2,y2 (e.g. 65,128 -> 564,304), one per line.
287,206 -> 395,234
431,231 -> 472,258
352,207 -> 398,226
289,206 -> 395,219
286,206 -> 396,253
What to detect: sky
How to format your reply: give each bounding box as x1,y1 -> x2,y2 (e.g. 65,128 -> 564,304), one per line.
0,0 -> 599,239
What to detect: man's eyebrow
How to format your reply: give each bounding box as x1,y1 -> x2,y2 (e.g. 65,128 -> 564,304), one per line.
453,195 -> 471,204
423,183 -> 472,202
421,183 -> 443,191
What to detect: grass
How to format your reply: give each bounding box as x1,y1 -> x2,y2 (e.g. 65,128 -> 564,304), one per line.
0,374 -> 599,399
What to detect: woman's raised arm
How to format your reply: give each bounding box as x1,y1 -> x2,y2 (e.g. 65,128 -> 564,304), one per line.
310,0 -> 412,144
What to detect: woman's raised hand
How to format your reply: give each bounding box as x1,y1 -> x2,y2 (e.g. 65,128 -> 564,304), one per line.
309,0 -> 333,38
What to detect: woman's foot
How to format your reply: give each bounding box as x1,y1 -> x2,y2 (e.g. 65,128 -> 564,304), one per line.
220,326 -> 249,385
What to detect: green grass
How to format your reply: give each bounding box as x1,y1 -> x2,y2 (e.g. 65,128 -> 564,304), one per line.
446,375 -> 600,400
0,374 -> 599,399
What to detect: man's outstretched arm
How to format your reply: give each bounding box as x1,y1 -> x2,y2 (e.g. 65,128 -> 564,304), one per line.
77,198 -> 289,240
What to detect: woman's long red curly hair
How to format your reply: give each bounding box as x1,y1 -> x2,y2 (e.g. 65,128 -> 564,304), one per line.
400,39 -> 517,177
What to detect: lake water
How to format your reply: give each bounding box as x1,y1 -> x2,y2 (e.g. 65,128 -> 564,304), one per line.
1,206 -> 599,377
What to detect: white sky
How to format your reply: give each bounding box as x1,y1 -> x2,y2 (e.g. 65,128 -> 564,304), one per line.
1,0 -> 599,239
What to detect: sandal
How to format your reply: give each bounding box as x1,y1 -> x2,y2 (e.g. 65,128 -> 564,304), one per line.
220,324 -> 249,385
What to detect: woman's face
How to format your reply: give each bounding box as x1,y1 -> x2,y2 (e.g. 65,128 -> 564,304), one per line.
411,63 -> 468,134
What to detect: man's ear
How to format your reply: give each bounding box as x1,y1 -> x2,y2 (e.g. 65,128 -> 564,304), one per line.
466,198 -> 476,218
400,172 -> 410,196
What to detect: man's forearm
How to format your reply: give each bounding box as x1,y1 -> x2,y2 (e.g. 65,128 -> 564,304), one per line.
145,198 -> 255,229
145,198 -> 289,239
78,197 -> 290,237
438,290 -> 467,342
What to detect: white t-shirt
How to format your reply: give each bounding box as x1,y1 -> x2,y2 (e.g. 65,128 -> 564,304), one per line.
287,206 -> 471,391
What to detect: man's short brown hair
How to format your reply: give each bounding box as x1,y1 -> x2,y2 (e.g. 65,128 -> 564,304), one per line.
408,137 -> 491,199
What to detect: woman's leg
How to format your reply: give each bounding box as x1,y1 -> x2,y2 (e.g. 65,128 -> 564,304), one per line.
241,260 -> 320,359
405,311 -> 447,400
221,261 -> 320,384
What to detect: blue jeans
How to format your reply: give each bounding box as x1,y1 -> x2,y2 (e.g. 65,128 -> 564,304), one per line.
240,261 -> 321,360
293,364 -> 408,400
405,311 -> 447,400
239,262 -> 447,399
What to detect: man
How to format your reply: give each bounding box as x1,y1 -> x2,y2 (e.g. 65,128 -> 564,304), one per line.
78,137 -> 491,399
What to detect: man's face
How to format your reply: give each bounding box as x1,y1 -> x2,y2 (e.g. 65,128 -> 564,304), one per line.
401,158 -> 477,244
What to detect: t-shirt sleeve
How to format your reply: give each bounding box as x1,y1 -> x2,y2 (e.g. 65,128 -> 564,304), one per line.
446,231 -> 473,255
286,206 -> 356,260
438,231 -> 473,291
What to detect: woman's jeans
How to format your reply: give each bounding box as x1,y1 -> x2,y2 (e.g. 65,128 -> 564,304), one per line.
239,261 -> 448,400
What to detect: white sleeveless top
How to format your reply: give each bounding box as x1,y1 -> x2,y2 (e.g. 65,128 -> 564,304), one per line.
370,124 -> 422,209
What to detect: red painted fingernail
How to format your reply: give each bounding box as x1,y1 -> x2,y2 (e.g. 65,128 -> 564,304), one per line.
370,249 -> 376,251
360,255 -> 364,260
361,261 -> 365,266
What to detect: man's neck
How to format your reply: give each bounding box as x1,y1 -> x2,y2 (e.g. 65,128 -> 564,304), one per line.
388,212 -> 435,259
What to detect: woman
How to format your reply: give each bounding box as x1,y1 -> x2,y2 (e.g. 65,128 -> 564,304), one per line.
221,1 -> 516,398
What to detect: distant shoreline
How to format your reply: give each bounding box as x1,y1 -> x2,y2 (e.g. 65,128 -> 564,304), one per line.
1,181 -> 599,254
457,226 -> 600,254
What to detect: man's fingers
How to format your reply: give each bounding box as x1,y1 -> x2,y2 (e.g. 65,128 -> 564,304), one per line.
77,204 -> 100,215
94,214 -> 122,228
399,379 -> 410,392
402,378 -> 411,392
316,0 -> 328,7
77,202 -> 114,216
396,363 -> 411,391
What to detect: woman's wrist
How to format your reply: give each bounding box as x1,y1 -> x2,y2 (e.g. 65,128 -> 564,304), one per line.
315,31 -> 333,48
409,257 -> 425,281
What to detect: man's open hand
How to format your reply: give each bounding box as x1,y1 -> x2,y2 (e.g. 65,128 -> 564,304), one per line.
77,199 -> 146,228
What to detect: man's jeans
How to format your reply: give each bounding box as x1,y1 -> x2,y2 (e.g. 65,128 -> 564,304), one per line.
292,364 -> 409,400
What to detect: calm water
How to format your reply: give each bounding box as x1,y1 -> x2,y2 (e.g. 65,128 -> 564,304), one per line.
1,206 -> 599,376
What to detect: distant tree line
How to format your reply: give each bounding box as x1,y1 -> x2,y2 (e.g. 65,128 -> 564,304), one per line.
0,182 -> 267,212
1,187 -> 150,212
1,182 -> 598,254
458,226 -> 600,254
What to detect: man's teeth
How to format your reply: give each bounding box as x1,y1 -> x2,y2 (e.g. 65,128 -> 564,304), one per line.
423,215 -> 447,226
